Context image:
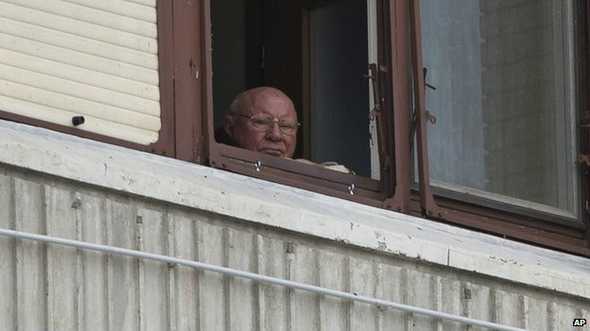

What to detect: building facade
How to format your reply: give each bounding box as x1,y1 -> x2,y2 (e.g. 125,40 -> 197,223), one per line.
0,0 -> 588,330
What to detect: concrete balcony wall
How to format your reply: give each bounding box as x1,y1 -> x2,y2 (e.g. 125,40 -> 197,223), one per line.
0,121 -> 588,331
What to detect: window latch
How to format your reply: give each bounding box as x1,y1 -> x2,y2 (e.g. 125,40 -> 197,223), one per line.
423,67 -> 436,90
422,68 -> 437,124
410,68 -> 437,146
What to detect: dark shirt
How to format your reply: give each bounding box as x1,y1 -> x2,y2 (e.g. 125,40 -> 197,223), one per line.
214,127 -> 239,147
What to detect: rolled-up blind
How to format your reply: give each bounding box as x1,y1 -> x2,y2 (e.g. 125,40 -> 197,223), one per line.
0,0 -> 160,145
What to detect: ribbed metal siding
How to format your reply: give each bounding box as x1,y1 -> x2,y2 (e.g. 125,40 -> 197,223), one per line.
0,0 -> 160,144
0,172 -> 588,331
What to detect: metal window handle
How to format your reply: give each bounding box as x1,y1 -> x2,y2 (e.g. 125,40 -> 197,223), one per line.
423,67 -> 436,90
410,68 -> 437,146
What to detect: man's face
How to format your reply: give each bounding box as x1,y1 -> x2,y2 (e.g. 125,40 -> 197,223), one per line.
227,91 -> 298,158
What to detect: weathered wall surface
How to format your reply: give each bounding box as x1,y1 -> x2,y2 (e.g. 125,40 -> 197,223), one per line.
0,166 -> 588,331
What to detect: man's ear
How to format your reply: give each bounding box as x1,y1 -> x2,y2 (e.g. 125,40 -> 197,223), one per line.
224,113 -> 235,137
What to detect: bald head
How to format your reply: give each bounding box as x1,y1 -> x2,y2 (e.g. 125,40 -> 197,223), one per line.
230,87 -> 294,115
224,87 -> 298,158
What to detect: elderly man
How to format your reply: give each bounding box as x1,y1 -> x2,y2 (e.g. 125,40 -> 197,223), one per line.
217,87 -> 352,173
219,87 -> 299,158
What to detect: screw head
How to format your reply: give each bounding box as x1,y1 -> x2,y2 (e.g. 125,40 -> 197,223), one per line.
347,184 -> 356,195
254,160 -> 263,172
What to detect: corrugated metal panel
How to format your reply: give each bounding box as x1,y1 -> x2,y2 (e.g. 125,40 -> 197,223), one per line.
0,175 -> 16,331
256,234 -> 288,331
46,185 -> 78,331
0,0 -> 160,144
170,212 -> 199,331
78,192 -> 108,331
199,222 -> 229,331
0,173 -> 589,331
14,178 -> 47,331
105,198 -> 139,331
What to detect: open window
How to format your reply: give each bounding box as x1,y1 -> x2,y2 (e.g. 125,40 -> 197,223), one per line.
207,0 -> 397,205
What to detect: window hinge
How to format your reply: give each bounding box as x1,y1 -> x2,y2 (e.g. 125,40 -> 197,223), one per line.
577,154 -> 590,168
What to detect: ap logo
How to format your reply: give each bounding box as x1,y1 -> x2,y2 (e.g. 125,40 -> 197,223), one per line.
573,318 -> 587,327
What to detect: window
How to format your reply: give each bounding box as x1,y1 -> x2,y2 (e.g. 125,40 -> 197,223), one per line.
420,0 -> 579,220
408,0 -> 590,255
0,0 -> 587,256
207,0 -> 397,204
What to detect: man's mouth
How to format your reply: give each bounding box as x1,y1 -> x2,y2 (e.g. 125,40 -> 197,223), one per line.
260,148 -> 283,157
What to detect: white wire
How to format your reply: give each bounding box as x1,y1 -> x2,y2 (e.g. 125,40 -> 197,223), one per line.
0,228 -> 525,331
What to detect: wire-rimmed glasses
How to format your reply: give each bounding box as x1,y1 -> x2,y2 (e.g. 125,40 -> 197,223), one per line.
235,113 -> 300,136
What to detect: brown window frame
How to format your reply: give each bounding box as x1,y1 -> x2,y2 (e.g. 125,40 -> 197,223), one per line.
0,0 -> 204,162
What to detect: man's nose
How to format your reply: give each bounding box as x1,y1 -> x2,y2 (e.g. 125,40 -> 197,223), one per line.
266,122 -> 283,140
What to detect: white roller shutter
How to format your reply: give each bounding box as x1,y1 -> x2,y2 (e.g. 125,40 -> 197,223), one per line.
0,0 -> 160,145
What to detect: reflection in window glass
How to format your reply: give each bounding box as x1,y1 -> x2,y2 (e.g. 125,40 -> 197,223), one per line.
420,0 -> 578,215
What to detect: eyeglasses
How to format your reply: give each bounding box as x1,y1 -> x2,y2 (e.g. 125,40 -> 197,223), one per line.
235,113 -> 300,136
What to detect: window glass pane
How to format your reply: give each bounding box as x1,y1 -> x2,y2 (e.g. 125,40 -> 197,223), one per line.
211,0 -> 383,179
420,0 -> 578,215
309,0 -> 372,177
